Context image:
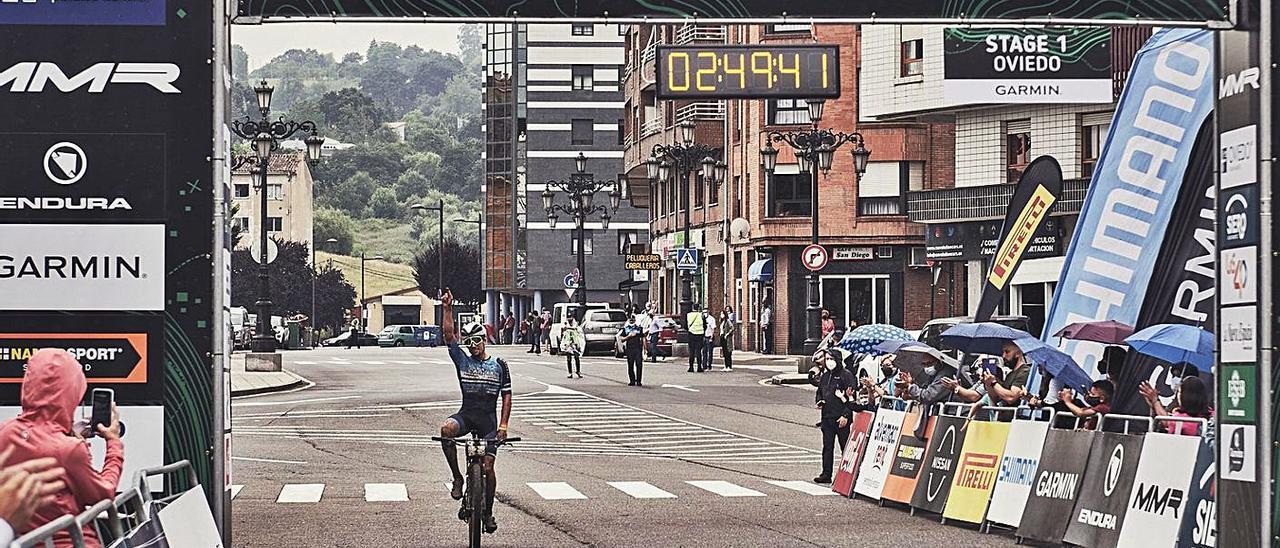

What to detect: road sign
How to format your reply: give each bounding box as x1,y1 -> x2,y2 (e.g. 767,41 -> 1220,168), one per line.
675,248 -> 700,270
565,288 -> 576,299
563,274 -> 579,288
625,253 -> 662,270
802,244 -> 829,271
249,238 -> 279,265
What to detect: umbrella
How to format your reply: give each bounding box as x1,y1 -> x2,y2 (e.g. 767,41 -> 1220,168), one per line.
872,339 -> 927,355
1053,320 -> 1135,345
898,344 -> 960,369
939,322 -> 1035,356
836,324 -> 914,355
1012,337 -> 1092,393
1124,324 -> 1214,370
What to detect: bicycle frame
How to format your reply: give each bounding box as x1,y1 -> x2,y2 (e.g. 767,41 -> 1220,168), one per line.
432,434 -> 521,548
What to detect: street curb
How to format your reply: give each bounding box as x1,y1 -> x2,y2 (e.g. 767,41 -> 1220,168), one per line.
230,370 -> 312,397
769,373 -> 811,385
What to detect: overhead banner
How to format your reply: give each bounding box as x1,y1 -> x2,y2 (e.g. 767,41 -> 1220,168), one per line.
881,411 -> 933,505
1018,428 -> 1095,544
854,408 -> 907,500
910,414 -> 968,515
1116,431 -> 1201,548
1176,440 -> 1217,548
234,0 -> 1228,22
974,155 -> 1062,322
942,420 -> 1011,524
832,411 -> 875,497
1038,28 -> 1217,379
943,28 -> 1112,103
1064,431 -> 1146,547
987,418 -> 1051,528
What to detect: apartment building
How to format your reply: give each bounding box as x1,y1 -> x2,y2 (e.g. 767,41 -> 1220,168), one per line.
230,152 -> 315,251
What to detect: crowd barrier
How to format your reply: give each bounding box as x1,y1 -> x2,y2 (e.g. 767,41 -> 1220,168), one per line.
8,460 -> 222,548
829,399 -> 1217,548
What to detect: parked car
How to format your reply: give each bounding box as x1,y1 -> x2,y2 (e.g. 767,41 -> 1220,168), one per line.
321,331 -> 379,347
580,309 -> 628,355
378,325 -> 442,347
614,315 -> 681,358
549,302 -> 609,354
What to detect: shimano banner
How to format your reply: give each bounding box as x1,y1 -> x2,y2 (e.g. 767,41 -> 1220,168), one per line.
974,155 -> 1063,323
986,418 -> 1052,528
1037,28 -> 1217,382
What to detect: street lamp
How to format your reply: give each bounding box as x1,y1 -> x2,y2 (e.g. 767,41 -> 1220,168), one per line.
760,98 -> 871,355
359,253 -> 385,332
542,152 -> 622,307
311,237 -> 338,347
231,79 -> 324,353
643,121 -> 726,319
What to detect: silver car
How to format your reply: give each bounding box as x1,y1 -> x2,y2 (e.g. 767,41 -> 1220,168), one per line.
580,309 -> 628,355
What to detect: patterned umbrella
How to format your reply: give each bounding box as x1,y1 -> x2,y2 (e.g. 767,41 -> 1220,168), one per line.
836,324 -> 915,355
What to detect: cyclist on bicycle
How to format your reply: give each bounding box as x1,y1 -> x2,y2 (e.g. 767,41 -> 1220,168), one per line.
438,290 -> 513,533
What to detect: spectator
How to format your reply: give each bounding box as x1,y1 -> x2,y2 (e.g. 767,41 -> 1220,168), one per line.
539,309 -> 552,354
702,309 -> 717,371
1097,346 -> 1128,386
820,309 -> 836,341
896,354 -> 959,438
982,342 -> 1032,406
860,355 -> 901,403
645,311 -> 665,362
685,303 -> 706,373
1060,380 -> 1114,430
503,312 -> 516,345
1140,375 -> 1212,436
560,317 -> 584,379
812,348 -> 859,485
719,306 -> 736,372
525,313 -> 539,353
0,449 -> 64,548
760,301 -> 773,354
0,349 -> 124,548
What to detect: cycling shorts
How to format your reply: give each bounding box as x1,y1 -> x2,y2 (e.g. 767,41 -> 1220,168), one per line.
446,411 -> 500,456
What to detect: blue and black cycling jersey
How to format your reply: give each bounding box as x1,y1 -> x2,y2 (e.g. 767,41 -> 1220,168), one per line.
448,343 -> 512,415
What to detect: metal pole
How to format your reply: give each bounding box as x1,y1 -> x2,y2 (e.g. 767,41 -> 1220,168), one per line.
680,162 -> 693,319
438,198 -> 444,294
252,153 -> 276,353
360,253 -> 366,332
577,202 -> 587,307
311,243 -> 316,348
803,151 -> 821,355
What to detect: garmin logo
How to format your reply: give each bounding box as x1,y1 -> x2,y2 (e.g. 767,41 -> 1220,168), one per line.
0,197 -> 132,210
0,255 -> 144,279
1035,471 -> 1078,500
0,62 -> 180,94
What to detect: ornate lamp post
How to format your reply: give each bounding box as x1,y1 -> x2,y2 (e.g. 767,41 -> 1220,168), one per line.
231,79 -> 324,353
759,99 -> 870,355
643,121 -> 726,319
541,152 -> 622,307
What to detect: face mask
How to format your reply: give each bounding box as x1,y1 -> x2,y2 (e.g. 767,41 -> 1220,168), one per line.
1085,396 -> 1101,406
923,366 -> 936,377
881,367 -> 895,378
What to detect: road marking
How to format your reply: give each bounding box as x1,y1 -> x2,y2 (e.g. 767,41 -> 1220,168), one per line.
607,481 -> 677,499
294,361 -> 317,365
393,361 -> 420,365
231,456 -> 308,465
233,395 -> 362,407
277,484 -> 325,503
360,361 -> 387,365
364,483 -> 409,502
686,481 -> 766,497
764,480 -> 839,496
526,482 -> 588,500
230,485 -> 243,499
661,384 -> 700,392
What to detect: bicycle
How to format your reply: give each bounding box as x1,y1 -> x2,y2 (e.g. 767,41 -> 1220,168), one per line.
432,434 -> 520,548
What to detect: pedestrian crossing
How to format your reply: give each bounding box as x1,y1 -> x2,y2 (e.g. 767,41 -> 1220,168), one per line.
230,478 -> 835,504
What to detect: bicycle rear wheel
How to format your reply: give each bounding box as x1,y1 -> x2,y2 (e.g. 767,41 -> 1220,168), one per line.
468,460 -> 484,548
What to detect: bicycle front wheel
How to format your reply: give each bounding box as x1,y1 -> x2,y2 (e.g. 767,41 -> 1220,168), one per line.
468,460 -> 484,548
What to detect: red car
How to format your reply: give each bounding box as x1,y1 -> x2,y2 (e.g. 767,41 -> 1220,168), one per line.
614,315 -> 682,358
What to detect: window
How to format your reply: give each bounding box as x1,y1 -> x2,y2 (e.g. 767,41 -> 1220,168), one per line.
572,24 -> 594,36
234,183 -> 250,198
266,216 -> 283,232
1006,120 -> 1032,183
768,99 -> 810,125
267,183 -> 284,201
232,217 -> 249,233
900,26 -> 924,77
766,171 -> 811,217
858,161 -> 920,216
616,119 -> 624,145
571,119 -> 593,145
733,175 -> 742,218
1081,114 -> 1111,178
694,173 -> 705,208
571,231 -> 593,255
618,230 -> 640,254
820,275 -> 892,327
767,23 -> 811,34
709,172 -> 720,206
571,65 -> 593,91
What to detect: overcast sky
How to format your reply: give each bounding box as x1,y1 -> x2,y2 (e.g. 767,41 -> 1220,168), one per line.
233,23 -> 462,71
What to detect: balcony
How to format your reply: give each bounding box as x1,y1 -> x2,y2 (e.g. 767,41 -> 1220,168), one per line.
674,24 -> 726,44
906,178 -> 1090,223
640,118 -> 663,138
675,101 -> 725,123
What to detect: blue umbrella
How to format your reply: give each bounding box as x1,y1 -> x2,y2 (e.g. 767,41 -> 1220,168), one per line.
1124,324 -> 1214,370
837,324 -> 914,355
872,339 -> 927,355
1012,337 -> 1092,393
939,322 -> 1035,356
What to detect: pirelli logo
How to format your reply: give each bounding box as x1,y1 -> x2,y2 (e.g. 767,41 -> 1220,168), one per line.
988,184 -> 1056,290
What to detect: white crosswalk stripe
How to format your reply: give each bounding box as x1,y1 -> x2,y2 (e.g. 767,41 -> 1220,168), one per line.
686,481 -> 766,497
277,484 -> 325,503
526,482 -> 588,500
764,480 -> 839,496
365,483 -> 409,502
607,481 -> 677,499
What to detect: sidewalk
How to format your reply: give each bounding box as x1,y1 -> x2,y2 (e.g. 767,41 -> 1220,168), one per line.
230,353 -> 309,396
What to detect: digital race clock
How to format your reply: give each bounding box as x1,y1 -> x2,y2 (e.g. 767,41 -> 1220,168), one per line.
655,45 -> 841,100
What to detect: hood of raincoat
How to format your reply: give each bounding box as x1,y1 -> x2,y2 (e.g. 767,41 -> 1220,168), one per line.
19,348 -> 86,432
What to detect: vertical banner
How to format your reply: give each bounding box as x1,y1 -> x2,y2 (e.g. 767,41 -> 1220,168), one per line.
911,414 -> 969,515
1017,428 -> 1095,543
987,418 -> 1052,528
973,156 -> 1063,323
1116,431 -> 1202,548
1038,28 -> 1217,380
832,411 -> 875,497
854,408 -> 907,500
942,420 -> 1012,524
1063,431 -> 1146,548
881,412 -> 935,504
1177,440 -> 1218,547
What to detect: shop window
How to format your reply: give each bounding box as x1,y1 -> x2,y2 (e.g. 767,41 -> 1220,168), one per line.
571,231 -> 594,255
1081,118 -> 1110,179
572,65 -> 593,91
234,183 -> 250,198
766,23 -> 811,34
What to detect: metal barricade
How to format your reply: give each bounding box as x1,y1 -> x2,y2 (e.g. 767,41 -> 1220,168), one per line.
1153,415 -> 1210,437
1098,412 -> 1154,435
9,515 -> 85,548
112,489 -> 145,533
133,459 -> 198,515
74,499 -> 125,548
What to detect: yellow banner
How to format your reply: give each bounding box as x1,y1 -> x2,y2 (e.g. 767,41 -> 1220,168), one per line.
987,184 -> 1056,290
942,420 -> 1012,524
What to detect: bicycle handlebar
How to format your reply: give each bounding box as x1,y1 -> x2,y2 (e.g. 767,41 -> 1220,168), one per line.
432,435 -> 522,444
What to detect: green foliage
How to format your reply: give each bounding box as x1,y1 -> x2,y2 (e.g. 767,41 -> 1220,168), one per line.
231,240 -> 356,333
369,187 -> 402,219
313,207 -> 356,254
413,239 -> 482,306
231,45 -> 249,81
322,171 -> 377,214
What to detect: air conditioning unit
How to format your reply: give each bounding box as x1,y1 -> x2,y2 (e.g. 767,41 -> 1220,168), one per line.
909,247 -> 930,268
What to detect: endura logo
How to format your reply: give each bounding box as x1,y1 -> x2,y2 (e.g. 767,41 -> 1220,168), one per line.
0,62 -> 180,93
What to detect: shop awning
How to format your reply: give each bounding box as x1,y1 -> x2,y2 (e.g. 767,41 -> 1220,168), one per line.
747,259 -> 773,283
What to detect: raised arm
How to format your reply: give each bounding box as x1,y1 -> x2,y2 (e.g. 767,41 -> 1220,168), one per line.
441,290 -> 456,344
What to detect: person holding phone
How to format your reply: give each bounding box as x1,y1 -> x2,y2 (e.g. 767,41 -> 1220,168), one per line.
0,349 -> 124,548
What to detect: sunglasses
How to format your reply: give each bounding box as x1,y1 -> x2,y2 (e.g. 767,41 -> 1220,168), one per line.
463,336 -> 486,347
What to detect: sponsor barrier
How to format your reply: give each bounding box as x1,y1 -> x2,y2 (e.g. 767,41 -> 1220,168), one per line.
832,411 -> 875,497
1116,417 -> 1206,548
1177,439 -> 1217,547
1063,414 -> 1150,548
985,410 -> 1053,529
881,405 -> 935,506
910,404 -> 972,516
942,407 -> 1015,525
853,400 -> 909,500
1017,426 -> 1095,543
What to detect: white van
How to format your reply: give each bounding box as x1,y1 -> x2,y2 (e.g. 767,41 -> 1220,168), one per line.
548,302 -> 609,354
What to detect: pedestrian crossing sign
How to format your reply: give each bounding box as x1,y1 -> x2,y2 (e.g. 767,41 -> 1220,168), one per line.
675,248 -> 699,270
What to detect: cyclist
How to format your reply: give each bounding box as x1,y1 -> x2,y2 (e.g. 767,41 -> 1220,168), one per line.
437,290 -> 513,534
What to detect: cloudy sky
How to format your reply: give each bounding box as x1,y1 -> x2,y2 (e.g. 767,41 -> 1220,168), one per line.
233,23 -> 462,70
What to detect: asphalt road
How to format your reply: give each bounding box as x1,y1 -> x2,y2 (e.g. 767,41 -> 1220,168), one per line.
229,344 -> 1020,547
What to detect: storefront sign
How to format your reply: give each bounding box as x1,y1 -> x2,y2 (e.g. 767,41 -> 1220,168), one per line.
924,218 -> 1060,261
624,254 -> 661,270
832,247 -> 875,261
942,419 -> 1011,524
943,28 -> 1112,103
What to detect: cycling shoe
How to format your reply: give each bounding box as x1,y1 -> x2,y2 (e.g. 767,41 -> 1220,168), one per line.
483,514 -> 498,534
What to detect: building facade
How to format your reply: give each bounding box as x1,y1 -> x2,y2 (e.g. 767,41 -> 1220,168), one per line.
230,152 -> 315,251
622,24 -> 955,355
482,23 -> 649,325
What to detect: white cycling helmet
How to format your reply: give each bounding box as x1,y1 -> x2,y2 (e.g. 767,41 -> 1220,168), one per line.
460,323 -> 486,345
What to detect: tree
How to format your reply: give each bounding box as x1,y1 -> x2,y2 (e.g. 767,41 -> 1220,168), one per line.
231,45 -> 250,81
413,239 -> 482,307
321,171 -> 377,216
313,207 -> 356,254
231,240 -> 355,331
228,202 -> 246,248
313,265 -> 358,334
368,187 -> 402,219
